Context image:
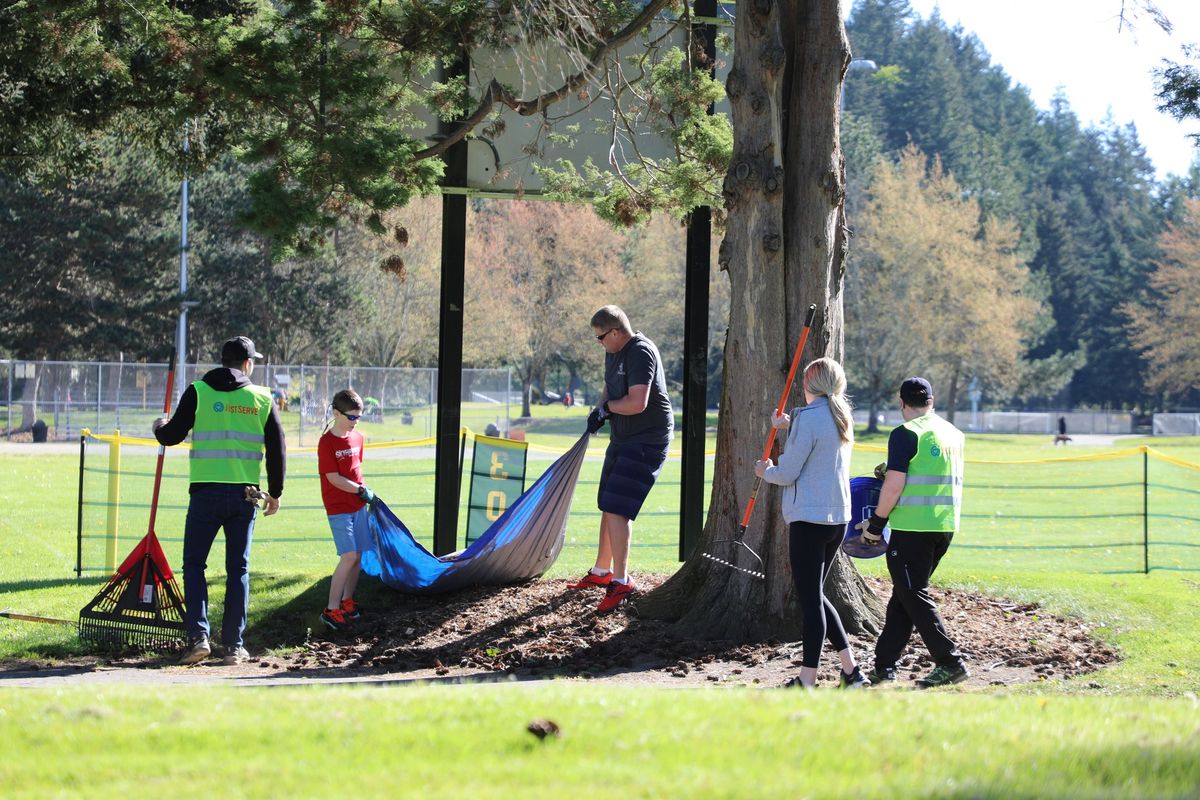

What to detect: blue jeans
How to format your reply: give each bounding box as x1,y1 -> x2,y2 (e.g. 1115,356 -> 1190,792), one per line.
182,484 -> 258,648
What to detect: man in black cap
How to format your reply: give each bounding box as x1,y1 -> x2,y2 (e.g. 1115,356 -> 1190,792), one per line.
154,336 -> 286,666
856,376 -> 968,688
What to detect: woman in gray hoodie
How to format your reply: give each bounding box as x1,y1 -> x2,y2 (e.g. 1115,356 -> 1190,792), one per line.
755,358 -> 870,689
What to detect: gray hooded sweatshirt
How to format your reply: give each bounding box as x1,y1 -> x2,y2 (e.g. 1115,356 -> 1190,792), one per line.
760,396 -> 852,525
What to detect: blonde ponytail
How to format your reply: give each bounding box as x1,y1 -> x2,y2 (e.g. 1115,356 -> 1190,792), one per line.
803,358 -> 854,444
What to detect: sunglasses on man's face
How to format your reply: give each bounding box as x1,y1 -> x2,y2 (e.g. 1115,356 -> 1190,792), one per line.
595,328 -> 616,342
338,410 -> 362,421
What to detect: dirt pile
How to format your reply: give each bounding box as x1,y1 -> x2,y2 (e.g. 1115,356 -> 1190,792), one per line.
275,575 -> 1119,688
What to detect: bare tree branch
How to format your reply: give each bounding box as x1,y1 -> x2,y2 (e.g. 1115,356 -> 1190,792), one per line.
414,0 -> 675,161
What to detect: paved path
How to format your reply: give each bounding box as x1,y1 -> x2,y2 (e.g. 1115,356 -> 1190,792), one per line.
0,661 -> 470,688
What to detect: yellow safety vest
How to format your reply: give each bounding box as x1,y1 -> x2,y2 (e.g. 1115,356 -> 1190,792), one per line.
190,381 -> 272,485
889,413 -> 964,532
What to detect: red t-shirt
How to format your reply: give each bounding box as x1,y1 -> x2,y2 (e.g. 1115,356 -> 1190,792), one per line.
318,430 -> 366,515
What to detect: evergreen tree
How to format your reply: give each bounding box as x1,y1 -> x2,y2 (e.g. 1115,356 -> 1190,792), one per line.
184,154 -> 365,364
0,139 -> 177,360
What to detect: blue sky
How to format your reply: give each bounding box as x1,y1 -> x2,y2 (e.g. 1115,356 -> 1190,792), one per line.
849,0 -> 1200,179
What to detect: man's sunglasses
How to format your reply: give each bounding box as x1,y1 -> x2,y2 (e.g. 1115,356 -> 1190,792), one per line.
337,409 -> 362,421
595,328 -> 617,342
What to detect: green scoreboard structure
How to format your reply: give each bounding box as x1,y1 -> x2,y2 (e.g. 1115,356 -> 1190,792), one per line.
465,434 -> 529,545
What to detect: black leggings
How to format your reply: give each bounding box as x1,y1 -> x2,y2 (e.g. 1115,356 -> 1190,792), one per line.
788,520 -> 850,668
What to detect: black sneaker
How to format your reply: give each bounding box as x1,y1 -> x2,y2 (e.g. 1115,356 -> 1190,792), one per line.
839,666 -> 872,689
869,665 -> 898,683
178,637 -> 211,666
916,663 -> 969,688
782,676 -> 812,689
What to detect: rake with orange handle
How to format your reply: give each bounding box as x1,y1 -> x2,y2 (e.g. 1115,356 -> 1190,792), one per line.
701,304 -> 819,579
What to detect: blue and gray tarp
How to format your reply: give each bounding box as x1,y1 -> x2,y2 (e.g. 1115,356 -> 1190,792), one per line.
361,433 -> 589,594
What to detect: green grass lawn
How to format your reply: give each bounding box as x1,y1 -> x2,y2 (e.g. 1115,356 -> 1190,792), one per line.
2,686 -> 1199,799
2,432 -> 1200,797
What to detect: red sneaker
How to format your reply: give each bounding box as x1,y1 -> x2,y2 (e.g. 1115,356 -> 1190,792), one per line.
567,571 -> 612,589
596,580 -> 637,613
340,598 -> 362,621
320,607 -> 349,631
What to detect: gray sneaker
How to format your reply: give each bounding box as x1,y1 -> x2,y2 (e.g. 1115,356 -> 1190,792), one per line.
178,637 -> 211,666
916,663 -> 969,688
222,646 -> 250,666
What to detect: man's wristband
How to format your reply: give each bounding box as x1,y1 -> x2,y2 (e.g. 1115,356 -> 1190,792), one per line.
867,513 -> 889,534
602,401 -> 611,416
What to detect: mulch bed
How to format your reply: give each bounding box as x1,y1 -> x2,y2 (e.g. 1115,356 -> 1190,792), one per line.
253,575 -> 1119,688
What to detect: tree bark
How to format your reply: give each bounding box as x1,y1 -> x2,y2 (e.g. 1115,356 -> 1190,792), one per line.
639,0 -> 883,639
945,367 -> 960,424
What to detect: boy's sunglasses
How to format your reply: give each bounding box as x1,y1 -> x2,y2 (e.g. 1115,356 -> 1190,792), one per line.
337,409 -> 362,421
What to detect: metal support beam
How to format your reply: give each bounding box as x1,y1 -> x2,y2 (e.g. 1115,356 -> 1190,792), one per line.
680,206 -> 711,560
680,0 -> 718,561
433,53 -> 470,556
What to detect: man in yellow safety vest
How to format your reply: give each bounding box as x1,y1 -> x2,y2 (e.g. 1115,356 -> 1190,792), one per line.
154,336 -> 286,666
856,377 -> 968,688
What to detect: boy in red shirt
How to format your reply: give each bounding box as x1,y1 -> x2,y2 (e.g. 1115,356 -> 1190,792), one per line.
317,390 -> 377,630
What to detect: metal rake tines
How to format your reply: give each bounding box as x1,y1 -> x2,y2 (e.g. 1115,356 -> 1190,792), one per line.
700,534 -> 767,580
699,551 -> 766,580
78,616 -> 187,649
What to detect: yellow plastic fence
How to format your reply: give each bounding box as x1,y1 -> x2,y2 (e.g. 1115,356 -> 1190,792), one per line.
75,430 -> 1199,576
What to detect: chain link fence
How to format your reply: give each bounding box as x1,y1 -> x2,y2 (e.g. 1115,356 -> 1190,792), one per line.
1,359 -> 513,447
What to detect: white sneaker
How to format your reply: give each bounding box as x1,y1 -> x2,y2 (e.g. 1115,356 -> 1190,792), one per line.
178,638 -> 211,665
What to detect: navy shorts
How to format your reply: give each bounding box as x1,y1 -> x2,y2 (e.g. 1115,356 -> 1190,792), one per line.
597,441 -> 669,521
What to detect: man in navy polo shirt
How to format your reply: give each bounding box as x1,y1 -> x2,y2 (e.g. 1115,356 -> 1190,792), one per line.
570,305 -> 674,613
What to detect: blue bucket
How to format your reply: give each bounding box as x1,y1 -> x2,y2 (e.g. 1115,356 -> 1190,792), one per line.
842,475 -> 890,558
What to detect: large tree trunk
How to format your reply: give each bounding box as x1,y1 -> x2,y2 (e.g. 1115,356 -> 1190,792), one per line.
639,0 -> 882,639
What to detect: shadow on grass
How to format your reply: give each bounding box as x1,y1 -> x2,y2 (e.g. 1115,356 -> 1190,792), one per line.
0,577 -> 105,594
1,572 -> 336,663
244,572 -> 397,650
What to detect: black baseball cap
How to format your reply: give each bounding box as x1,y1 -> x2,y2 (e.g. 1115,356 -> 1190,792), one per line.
899,377 -> 933,406
221,336 -> 263,363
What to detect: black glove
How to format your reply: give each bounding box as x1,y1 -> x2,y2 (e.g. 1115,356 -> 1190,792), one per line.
855,513 -> 888,545
586,402 -> 611,434
357,484 -> 378,508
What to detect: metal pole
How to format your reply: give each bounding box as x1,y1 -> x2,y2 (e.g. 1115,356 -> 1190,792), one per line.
176,123 -> 191,372
680,0 -> 717,561
433,49 -> 469,556
76,433 -> 86,577
841,59 -> 879,116
115,352 -> 123,430
1143,448 -> 1149,575
299,363 -> 306,446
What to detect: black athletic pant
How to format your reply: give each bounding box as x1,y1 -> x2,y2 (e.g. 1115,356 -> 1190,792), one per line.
788,520 -> 850,668
874,529 -> 963,670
